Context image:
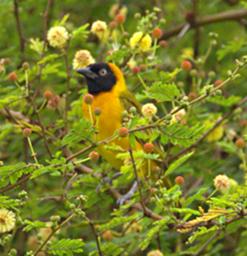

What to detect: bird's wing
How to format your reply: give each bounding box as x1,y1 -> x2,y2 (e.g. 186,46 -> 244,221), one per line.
119,90 -> 142,114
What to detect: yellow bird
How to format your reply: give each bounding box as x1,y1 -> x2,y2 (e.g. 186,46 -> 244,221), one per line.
77,62 -> 143,170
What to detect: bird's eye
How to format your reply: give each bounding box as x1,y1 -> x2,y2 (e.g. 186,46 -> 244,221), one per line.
99,68 -> 107,76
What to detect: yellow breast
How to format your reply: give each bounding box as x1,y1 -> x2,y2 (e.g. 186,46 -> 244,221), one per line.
82,70 -> 130,169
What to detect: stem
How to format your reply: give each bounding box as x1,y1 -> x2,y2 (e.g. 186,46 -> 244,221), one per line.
27,137 -> 39,164
13,0 -> 25,61
63,47 -> 71,131
137,73 -> 148,89
128,148 -> 147,215
33,213 -> 75,256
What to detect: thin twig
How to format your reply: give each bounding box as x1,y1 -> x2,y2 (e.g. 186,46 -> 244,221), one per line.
160,9 -> 247,40
33,213 -> 75,256
13,0 -> 25,61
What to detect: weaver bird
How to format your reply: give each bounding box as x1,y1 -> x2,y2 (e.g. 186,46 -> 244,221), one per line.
77,63 -> 145,167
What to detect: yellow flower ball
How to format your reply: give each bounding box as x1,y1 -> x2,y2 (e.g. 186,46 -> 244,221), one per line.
47,26 -> 69,49
130,32 -> 152,52
141,103 -> 157,119
72,50 -> 95,70
214,174 -> 230,192
0,208 -> 16,233
147,250 -> 164,256
91,20 -> 108,41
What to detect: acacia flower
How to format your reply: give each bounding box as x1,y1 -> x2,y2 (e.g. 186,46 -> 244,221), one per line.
129,32 -> 152,52
214,174 -> 230,192
142,103 -> 157,119
109,4 -> 128,18
0,209 -> 16,233
171,108 -> 186,124
91,20 -> 108,40
147,250 -> 164,256
72,50 -> 95,70
47,26 -> 69,49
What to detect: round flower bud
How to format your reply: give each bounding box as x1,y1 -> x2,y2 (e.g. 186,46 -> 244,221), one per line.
94,107 -> 101,116
144,143 -> 154,153
91,20 -> 108,40
43,89 -> 53,100
102,230 -> 113,241
132,66 -> 141,74
22,128 -> 32,137
152,27 -> 163,39
214,79 -> 223,87
181,60 -> 192,71
214,174 -> 230,192
125,221 -> 143,233
141,103 -> 157,119
8,249 -> 17,256
8,71 -> 18,81
89,151 -> 100,161
47,26 -> 69,49
119,127 -> 129,137
159,40 -> 168,48
235,138 -> 245,149
22,62 -> 30,70
147,250 -> 164,256
129,32 -> 152,52
190,69 -> 198,77
239,119 -> 247,127
50,215 -> 61,223
188,92 -> 198,101
208,71 -> 216,79
115,13 -> 125,24
175,176 -> 185,185
83,94 -> 94,105
109,21 -> 118,29
47,95 -> 60,109
72,50 -> 95,70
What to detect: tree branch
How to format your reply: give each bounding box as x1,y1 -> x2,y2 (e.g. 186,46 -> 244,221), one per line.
13,0 -> 25,61
161,9 -> 247,40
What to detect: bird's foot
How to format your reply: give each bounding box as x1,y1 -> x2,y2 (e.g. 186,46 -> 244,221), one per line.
117,181 -> 138,205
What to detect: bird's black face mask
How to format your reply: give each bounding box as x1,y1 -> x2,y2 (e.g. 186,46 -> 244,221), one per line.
77,63 -> 117,95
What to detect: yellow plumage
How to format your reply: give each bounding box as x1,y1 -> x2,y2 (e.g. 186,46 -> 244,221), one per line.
82,63 -> 141,169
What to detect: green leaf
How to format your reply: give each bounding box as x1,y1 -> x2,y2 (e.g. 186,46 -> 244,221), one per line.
208,95 -> 241,107
217,39 -> 245,61
139,218 -> 169,250
146,82 -> 180,102
23,220 -> 46,232
165,151 -> 194,176
48,239 -> 84,256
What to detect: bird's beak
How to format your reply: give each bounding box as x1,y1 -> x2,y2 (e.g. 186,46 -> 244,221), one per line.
76,67 -> 98,79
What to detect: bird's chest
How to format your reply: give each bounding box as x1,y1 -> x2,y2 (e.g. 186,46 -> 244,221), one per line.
82,92 -> 124,140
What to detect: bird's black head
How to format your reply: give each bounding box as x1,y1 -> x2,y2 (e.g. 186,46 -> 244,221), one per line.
77,62 -> 117,95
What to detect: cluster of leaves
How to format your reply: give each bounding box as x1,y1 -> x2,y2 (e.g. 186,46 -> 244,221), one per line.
0,1 -> 247,256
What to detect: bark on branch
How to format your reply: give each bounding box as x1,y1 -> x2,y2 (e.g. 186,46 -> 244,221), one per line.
161,9 -> 247,40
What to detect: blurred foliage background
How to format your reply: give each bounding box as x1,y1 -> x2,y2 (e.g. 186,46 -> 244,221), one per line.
0,0 -> 247,256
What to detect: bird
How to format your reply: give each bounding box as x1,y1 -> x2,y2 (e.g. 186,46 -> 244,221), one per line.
77,62 -> 167,204
77,62 -> 143,170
